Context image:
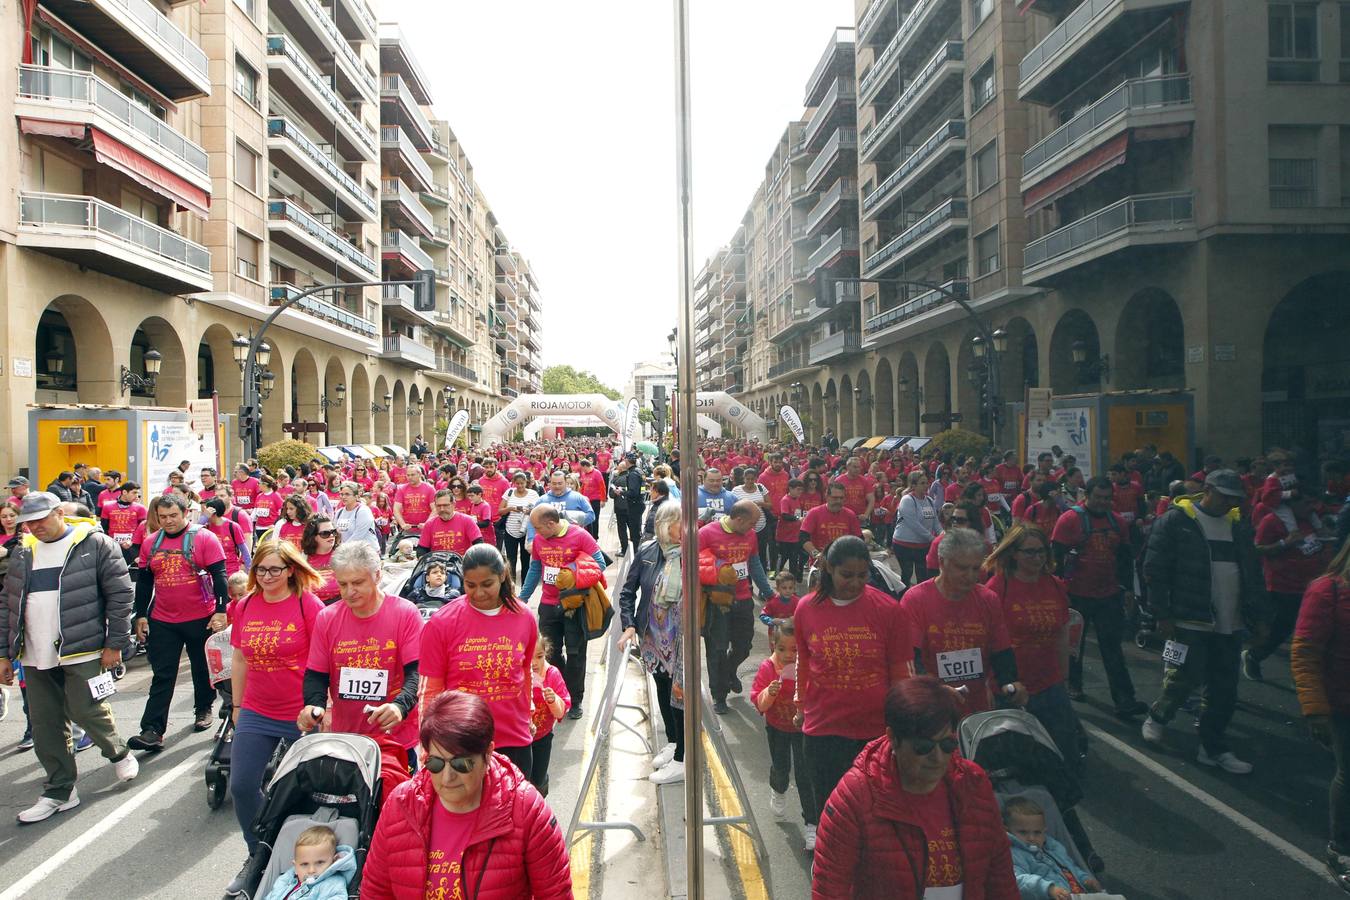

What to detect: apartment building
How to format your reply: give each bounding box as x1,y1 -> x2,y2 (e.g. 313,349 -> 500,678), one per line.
627,356 -> 676,410
0,1 -> 540,474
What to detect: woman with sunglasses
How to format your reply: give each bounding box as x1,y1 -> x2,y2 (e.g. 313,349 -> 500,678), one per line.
362,690 -> 571,900
419,545 -> 538,779
812,676 -> 1018,900
227,541 -> 323,850
924,500 -> 988,574
301,514 -> 342,604
800,471 -> 825,513
302,477 -> 333,518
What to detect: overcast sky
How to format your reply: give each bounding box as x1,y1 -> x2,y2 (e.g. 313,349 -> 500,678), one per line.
383,0 -> 854,393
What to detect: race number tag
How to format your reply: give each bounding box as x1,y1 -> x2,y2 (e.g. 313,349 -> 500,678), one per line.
336,516 -> 351,533
112,533 -> 132,542
1162,640 -> 1189,667
337,667 -> 389,702
936,648 -> 984,683
252,509 -> 268,520
708,499 -> 724,512
88,671 -> 116,701
543,566 -> 561,586
732,561 -> 749,580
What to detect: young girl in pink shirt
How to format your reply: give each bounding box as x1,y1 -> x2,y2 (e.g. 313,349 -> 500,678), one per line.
528,635 -> 570,796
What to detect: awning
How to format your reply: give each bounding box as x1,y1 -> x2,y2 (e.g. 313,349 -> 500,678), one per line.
90,128 -> 210,218
1024,133 -> 1129,213
861,436 -> 887,449
842,437 -> 867,450
314,447 -> 346,463
383,444 -> 411,457
878,436 -> 910,450
905,437 -> 932,452
360,444 -> 391,458
340,445 -> 375,459
20,117 -> 86,139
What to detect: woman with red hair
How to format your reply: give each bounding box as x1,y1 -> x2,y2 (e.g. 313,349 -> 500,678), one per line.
361,690 -> 572,900
812,676 -> 1018,900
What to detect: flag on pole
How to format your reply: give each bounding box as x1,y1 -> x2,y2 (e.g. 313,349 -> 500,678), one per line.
779,405 -> 805,444
444,409 -> 470,449
621,398 -> 640,454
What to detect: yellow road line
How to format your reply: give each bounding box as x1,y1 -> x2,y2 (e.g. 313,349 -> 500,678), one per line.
702,731 -> 768,900
570,731 -> 598,898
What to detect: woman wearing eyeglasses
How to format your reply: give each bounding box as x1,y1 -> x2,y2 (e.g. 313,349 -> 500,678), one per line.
333,480 -> 380,550
227,541 -> 324,850
812,676 -> 1018,900
362,690 -> 571,900
301,514 -> 342,604
924,500 -> 988,574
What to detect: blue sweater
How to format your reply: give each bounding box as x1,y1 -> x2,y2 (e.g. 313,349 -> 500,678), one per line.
263,844 -> 356,900
696,487 -> 739,523
1009,833 -> 1094,899
523,490 -> 596,543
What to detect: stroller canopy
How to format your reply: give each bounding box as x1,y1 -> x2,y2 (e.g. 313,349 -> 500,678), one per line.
959,709 -> 1082,812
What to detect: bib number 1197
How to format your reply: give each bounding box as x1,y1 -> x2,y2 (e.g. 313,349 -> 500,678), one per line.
338,667 -> 388,702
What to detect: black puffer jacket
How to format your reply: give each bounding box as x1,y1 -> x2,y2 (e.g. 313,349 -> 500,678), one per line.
618,538 -> 669,636
0,522 -> 133,660
1143,498 -> 1265,627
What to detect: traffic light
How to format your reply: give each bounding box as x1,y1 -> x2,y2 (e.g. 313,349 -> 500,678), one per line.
650,385 -> 667,420
413,269 -> 436,311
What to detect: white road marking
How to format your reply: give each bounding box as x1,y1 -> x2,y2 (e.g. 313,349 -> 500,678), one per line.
0,753 -> 200,900
1083,722 -> 1337,886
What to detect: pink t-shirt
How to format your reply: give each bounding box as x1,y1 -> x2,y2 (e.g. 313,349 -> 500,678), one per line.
419,514 -> 482,555
425,801 -> 478,900
752,657 -> 799,733
530,523 -> 601,607
395,482 -> 437,526
901,579 -> 1013,716
477,473 -> 511,511
698,520 -> 759,601
138,527 -> 226,623
251,491 -> 283,529
230,590 -> 324,721
306,551 -> 340,603
306,595 -> 422,748
793,585 -> 910,740
102,502 -> 147,543
530,664 -> 571,740
206,518 -> 250,576
277,520 -> 306,547
231,477 -> 261,508
421,600 -> 538,748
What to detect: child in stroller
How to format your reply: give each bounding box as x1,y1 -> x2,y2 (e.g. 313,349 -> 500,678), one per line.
398,550 -> 463,621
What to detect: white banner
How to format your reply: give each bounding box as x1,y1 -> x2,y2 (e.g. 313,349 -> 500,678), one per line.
142,417 -> 218,494
621,398 -> 640,454
779,405 -> 805,444
1027,405 -> 1096,476
444,409 -> 471,449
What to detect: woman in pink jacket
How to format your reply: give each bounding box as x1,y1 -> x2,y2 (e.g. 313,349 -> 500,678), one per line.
361,690 -> 571,900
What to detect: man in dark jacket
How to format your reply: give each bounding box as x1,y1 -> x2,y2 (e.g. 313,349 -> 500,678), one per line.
611,453 -> 645,556
45,471 -> 75,502
0,492 -> 139,823
1141,470 -> 1265,774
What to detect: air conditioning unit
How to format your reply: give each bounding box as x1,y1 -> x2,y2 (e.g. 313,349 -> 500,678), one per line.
58,426 -> 95,445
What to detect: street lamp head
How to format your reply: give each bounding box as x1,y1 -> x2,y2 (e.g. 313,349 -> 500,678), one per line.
143,348 -> 163,378
383,393 -> 393,406
257,341 -> 272,368
335,382 -> 346,401
853,386 -> 862,397
1071,339 -> 1088,364
898,374 -> 910,392
231,334 -> 249,368
992,328 -> 1009,355
971,334 -> 986,359
259,369 -> 275,400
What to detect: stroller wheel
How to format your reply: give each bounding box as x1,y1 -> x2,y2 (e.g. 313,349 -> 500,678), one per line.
111,662 -> 127,681
1135,632 -> 1150,650
206,772 -> 227,809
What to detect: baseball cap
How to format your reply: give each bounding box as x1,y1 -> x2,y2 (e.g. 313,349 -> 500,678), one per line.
15,491 -> 63,524
1204,469 -> 1245,498
7,476 -> 29,488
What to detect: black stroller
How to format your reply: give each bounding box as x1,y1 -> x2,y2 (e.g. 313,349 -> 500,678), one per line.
398,550 -> 464,621
224,733 -> 383,900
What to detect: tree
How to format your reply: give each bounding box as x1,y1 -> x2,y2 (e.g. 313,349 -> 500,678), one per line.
258,439 -> 320,474
541,365 -> 621,400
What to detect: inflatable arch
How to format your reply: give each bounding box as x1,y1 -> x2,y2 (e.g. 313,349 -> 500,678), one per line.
479,391 -> 767,445
694,391 -> 767,442
697,414 -> 722,438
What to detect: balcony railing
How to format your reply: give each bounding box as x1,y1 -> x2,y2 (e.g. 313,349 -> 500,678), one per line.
808,228 -> 858,272
268,117 -> 375,214
1024,192 -> 1193,269
495,301 -> 518,323
806,177 -> 859,235
269,198 -> 377,274
809,330 -> 862,364
864,197 -> 968,273
858,0 -> 944,101
380,126 -> 434,190
270,283 -> 377,337
865,278 -> 968,334
438,360 -> 477,382
381,177 -> 433,234
266,35 -> 374,156
857,0 -> 892,44
18,65 -> 208,176
805,128 -> 858,188
1023,75 -> 1192,175
802,78 -> 856,147
382,229 -> 433,271
768,356 -> 809,378
104,0 -> 209,83
1020,0 -> 1129,89
295,0 -> 374,99
500,386 -> 520,399
861,41 -> 964,159
18,191 -> 210,274
863,119 -> 966,213
380,74 -> 434,147
382,333 -> 435,367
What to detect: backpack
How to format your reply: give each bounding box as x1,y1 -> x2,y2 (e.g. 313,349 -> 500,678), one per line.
149,526 -> 215,608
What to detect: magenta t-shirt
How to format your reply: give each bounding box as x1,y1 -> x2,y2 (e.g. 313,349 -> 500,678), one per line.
698,520 -> 759,601
419,513 -> 482,555
206,518 -> 249,576
530,524 -> 601,606
530,664 -> 570,740
139,527 -> 226,623
251,491 -> 283,529
230,590 -> 324,721
395,482 -> 436,526
306,595 -> 423,748
421,599 -> 538,748
231,477 -> 261,508
425,801 -> 478,899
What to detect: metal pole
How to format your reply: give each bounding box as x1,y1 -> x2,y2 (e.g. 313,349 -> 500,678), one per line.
671,0 -> 703,895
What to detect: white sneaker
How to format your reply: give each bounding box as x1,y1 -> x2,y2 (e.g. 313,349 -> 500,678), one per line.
1197,747 -> 1253,774
0,686 -> 9,721
804,823 -> 817,852
113,752 -> 139,782
769,791 -> 787,819
652,742 -> 677,770
17,791 -> 79,824
1141,717 -> 1165,744
649,760 -> 685,785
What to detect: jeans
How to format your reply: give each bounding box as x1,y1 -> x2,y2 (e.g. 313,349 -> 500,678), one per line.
25,659 -> 131,802
1250,591 -> 1303,662
1026,682 -> 1084,778
614,504 -> 643,555
703,599 -> 754,702
498,743 -> 533,779
892,544 -> 931,586
1148,629 -> 1241,755
652,669 -> 684,762
1330,715 -> 1350,851
583,503 -> 601,541
778,540 -> 805,582
529,732 -> 555,796
231,710 -> 299,849
1068,593 -> 1138,709
767,725 -> 817,824
539,603 -> 588,708
803,733 -> 868,814
141,615 -> 216,735
500,531 -> 530,583
757,524 -> 771,570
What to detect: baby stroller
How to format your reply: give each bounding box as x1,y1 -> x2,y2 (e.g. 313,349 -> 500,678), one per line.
958,708 -> 1095,873
398,550 -> 464,621
224,732 -> 383,900
205,626 -> 234,809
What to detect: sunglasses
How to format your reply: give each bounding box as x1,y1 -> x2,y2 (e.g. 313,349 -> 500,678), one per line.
256,565 -> 290,579
424,753 -> 477,775
908,735 -> 960,756
950,516 -> 970,524
317,529 -> 337,537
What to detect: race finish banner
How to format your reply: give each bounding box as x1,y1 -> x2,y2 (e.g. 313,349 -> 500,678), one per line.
621,398 -> 640,453
443,409 -> 471,449
142,416 -> 219,494
779,405 -> 805,444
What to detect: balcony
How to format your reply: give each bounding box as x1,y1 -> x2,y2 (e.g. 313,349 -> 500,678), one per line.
1017,0 -> 1188,104
266,35 -> 376,163
41,0 -> 210,100
1023,191 -> 1194,281
767,355 -> 820,382
335,0 -> 379,43
271,0 -> 378,107
857,0 -> 897,46
805,128 -> 859,192
382,229 -> 433,273
380,126 -> 434,193
493,328 -> 519,351
494,245 -> 518,273
862,278 -> 968,347
270,283 -> 377,338
495,301 -> 518,324
421,181 -> 452,206
769,303 -> 814,343
860,41 -> 964,163
17,192 -> 210,294
500,386 -> 520,399
434,359 -> 477,385
380,74 -> 434,151
381,283 -> 436,328
801,78 -> 857,150
809,330 -> 863,364
863,119 -> 966,220
858,0 -> 957,106
17,66 -> 210,195
864,197 -> 968,277
789,182 -> 817,204
381,333 -> 435,369
432,309 -> 475,348
268,198 -> 377,280
807,228 -> 859,274
381,178 -> 434,238
268,117 -> 376,223
1022,74 -> 1193,189
806,177 -> 859,237
804,28 -> 855,104
494,274 -> 519,300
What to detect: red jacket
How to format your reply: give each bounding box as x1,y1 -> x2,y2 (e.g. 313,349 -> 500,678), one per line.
360,753 -> 571,900
812,738 -> 1018,900
1293,576 -> 1350,717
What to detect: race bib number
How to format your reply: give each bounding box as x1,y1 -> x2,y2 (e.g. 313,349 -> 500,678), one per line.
731,561 -> 749,580
335,516 -> 351,532
543,566 -> 561,586
988,493 -> 1005,503
707,499 -> 724,511
936,648 -> 983,683
88,671 -> 116,701
1162,640 -> 1189,667
1119,511 -> 1136,523
251,508 -> 268,520
112,532 -> 132,543
337,666 -> 389,702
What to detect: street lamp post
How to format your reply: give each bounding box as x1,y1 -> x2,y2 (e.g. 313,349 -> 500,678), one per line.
119,348 -> 162,396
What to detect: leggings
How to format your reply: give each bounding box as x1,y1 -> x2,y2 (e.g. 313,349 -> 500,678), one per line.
1331,715 -> 1350,851
891,543 -> 931,585
529,732 -> 555,796
803,733 -> 868,814
500,531 -> 530,583
652,669 -> 684,763
498,743 -> 533,779
1250,591 -> 1303,662
231,711 -> 300,850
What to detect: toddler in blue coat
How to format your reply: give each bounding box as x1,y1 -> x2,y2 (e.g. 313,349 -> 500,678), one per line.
1005,797 -> 1102,899
264,825 -> 356,900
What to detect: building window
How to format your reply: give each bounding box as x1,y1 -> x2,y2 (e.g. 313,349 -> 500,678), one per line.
971,58 -> 996,112
1270,158 -> 1317,207
974,140 -> 998,194
975,226 -> 1000,276
234,55 -> 260,108
972,0 -> 995,27
1268,3 -> 1319,81
233,0 -> 255,18
234,140 -> 259,194
236,230 -> 260,280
